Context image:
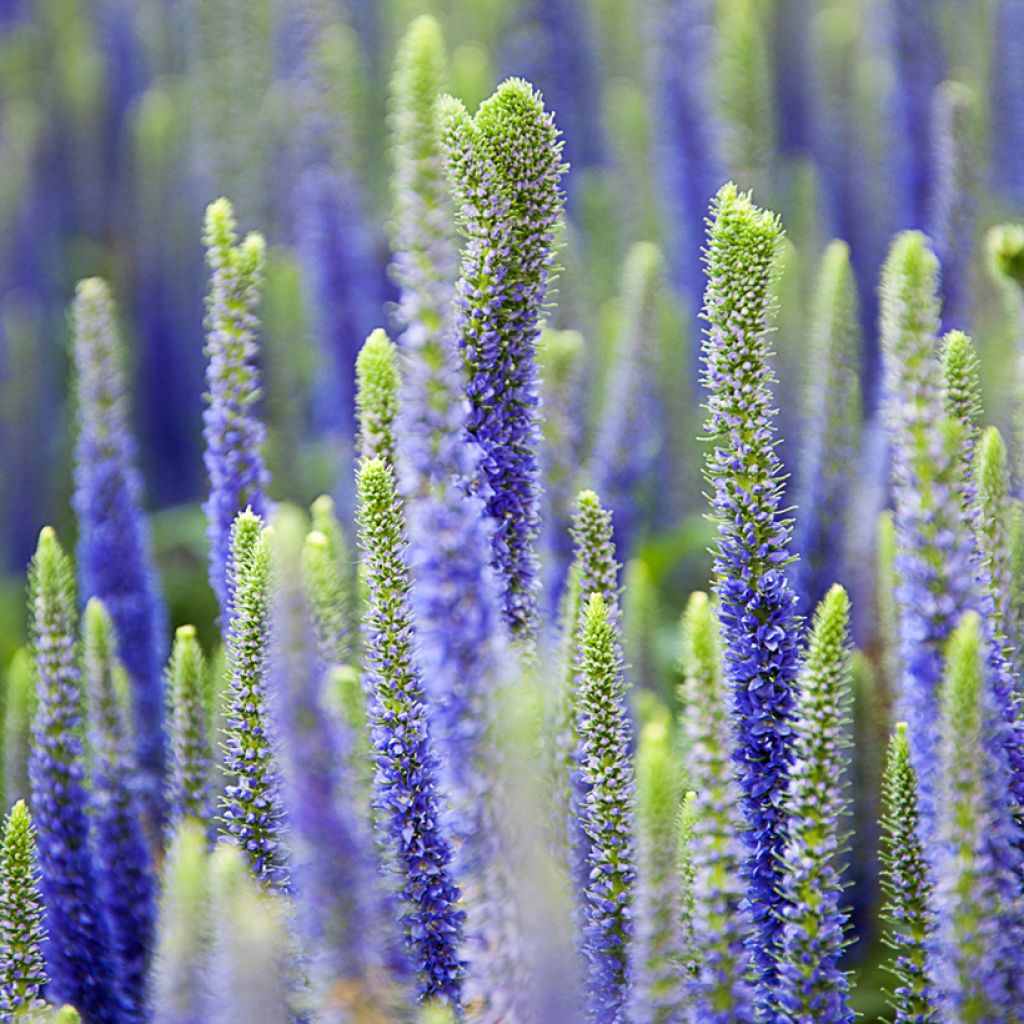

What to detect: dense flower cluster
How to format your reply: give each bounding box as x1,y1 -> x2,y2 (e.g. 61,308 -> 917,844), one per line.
4,11 -> 1024,1024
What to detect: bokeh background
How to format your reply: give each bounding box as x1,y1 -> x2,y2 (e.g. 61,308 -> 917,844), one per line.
0,5 -> 1021,1012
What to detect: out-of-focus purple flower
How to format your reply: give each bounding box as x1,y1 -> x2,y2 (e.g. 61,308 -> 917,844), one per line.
201,199 -> 271,621
887,0 -> 946,230
929,83 -> 977,333
71,277 -> 167,829
700,183 -> 799,1014
356,458 -> 465,1008
269,509 -> 390,1014
82,599 -> 158,1022
591,243 -> 667,560
440,79 -> 567,640
793,241 -> 862,615
648,0 -> 723,312
679,592 -> 755,1023
991,0 -> 1024,207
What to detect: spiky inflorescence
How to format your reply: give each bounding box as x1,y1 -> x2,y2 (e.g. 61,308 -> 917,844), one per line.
219,510 -> 288,891
974,428 -> 1021,673
941,329 -> 983,488
269,508 -> 383,1007
932,613 -> 1024,1020
388,14 -> 458,346
991,0 -> 1024,208
71,276 -> 166,827
304,495 -> 355,669
441,78 -> 566,638
0,801 -> 48,1019
205,844 -> 293,1024
83,600 -> 157,1020
776,585 -> 855,1024
887,0 -> 946,229
879,231 -> 977,844
630,719 -> 685,1024
356,328 -> 402,465
576,593 -> 635,1024
930,83 -> 977,331
591,242 -> 667,559
202,197 -> 271,620
876,511 -> 901,708
3,651 -> 36,810
166,626 -> 214,830
880,723 -> 937,1024
561,492 -> 621,906
679,592 -> 754,1023
700,182 -> 799,1005
151,822 -> 209,1024
793,241 -> 862,613
538,327 -> 586,604
356,458 -> 464,1007
27,528 -> 125,1024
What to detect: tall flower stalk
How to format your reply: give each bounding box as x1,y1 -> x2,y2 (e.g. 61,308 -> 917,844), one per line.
576,593 -> 635,1024
356,328 -> 402,465
219,510 -> 288,891
269,508 -> 384,1010
880,723 -> 937,1024
356,457 -> 464,1008
71,276 -> 166,827
679,592 -> 754,1023
879,231 -> 976,844
27,527 -> 125,1024
932,613 -> 1024,1020
441,78 -> 566,638
202,198 -> 271,620
0,801 -> 48,1020
776,585 -> 854,1024
83,599 -> 157,1020
700,182 -> 799,1009
631,719 -> 685,1024
166,626 -> 214,829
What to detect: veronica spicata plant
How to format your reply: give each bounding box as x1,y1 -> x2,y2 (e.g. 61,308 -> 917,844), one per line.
441,78 -> 566,639
27,528 -> 125,1024
776,585 -> 855,1024
356,457 -> 464,1007
700,182 -> 799,1011
202,198 -> 271,620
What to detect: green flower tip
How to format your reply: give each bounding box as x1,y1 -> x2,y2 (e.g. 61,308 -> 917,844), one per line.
943,611 -> 984,716
74,276 -> 111,306
49,1008 -> 81,1024
986,223 -> 1024,289
310,494 -> 337,524
977,426 -> 1008,496
883,230 -> 940,290
175,624 -> 197,642
203,197 -> 265,273
710,182 -> 783,246
403,13 -> 444,59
